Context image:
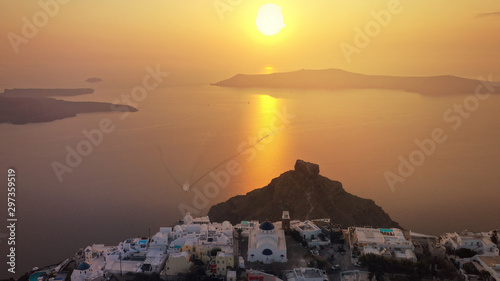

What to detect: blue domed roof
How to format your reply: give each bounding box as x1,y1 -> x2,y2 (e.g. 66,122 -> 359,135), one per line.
262,249 -> 273,256
77,262 -> 90,271
259,221 -> 275,231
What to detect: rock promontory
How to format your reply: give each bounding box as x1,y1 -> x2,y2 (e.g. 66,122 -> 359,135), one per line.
208,160 -> 401,228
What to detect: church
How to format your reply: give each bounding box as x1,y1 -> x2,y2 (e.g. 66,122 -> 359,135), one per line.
247,221 -> 287,264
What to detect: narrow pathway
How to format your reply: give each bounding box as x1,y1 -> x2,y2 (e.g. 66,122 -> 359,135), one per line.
291,177 -> 314,220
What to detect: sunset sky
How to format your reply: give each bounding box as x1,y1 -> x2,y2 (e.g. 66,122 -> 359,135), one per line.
2,2 -> 500,274
1,0 -> 500,88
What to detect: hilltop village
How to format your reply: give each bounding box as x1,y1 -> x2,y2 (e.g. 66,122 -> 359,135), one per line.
22,211 -> 499,281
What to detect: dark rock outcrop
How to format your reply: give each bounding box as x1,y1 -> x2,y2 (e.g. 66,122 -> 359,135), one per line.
208,160 -> 401,229
294,159 -> 319,179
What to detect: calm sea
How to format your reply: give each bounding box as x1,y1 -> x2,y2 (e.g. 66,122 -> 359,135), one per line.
1,85 -> 499,276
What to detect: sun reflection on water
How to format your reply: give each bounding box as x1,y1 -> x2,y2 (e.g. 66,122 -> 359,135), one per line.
236,93 -> 293,194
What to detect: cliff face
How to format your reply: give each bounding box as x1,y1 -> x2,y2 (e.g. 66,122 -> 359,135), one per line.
208,160 -> 401,228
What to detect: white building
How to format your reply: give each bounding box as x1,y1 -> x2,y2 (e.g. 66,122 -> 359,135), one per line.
196,232 -> 233,263
161,251 -> 192,277
71,244 -> 110,281
83,244 -> 106,263
350,227 -> 417,262
143,248 -> 168,273
70,261 -> 104,281
72,230 -> 170,280
476,256 -> 500,281
248,221 -> 287,264
69,213 -> 234,280
216,251 -> 234,276
227,270 -> 237,281
291,220 -> 329,246
163,212 -> 235,277
149,227 -> 171,250
410,232 -> 446,259
235,220 -> 259,237
293,220 -> 322,240
441,231 -> 499,256
284,267 -> 329,281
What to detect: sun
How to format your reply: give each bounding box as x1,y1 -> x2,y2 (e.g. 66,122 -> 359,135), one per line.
264,66 -> 274,74
256,4 -> 285,36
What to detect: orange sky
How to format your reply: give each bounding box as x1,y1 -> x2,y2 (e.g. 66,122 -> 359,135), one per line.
1,0 -> 499,89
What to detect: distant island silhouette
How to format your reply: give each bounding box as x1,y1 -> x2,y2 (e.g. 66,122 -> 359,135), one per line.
212,69 -> 498,95
2,88 -> 94,97
86,77 -> 103,83
0,97 -> 137,125
0,88 -> 136,125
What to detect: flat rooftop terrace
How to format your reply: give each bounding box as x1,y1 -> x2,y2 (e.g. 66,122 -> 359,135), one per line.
295,268 -> 323,278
